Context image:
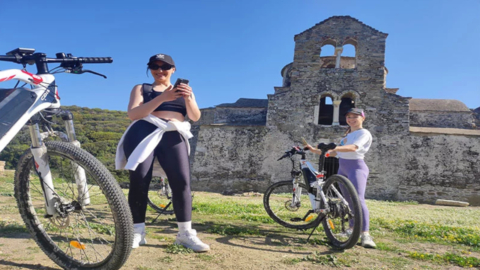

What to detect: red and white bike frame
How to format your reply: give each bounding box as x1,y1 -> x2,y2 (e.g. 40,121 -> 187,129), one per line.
0,69 -> 90,216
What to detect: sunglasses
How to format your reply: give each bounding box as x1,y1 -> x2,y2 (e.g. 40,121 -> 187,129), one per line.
148,63 -> 174,71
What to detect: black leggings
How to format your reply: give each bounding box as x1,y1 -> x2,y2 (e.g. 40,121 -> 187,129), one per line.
123,120 -> 192,223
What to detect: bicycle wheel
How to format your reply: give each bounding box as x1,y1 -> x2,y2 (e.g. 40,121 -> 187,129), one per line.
147,177 -> 174,215
321,174 -> 362,249
14,141 -> 133,270
263,181 -> 321,230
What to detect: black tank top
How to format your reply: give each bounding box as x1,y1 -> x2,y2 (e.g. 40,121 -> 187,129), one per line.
142,83 -> 187,116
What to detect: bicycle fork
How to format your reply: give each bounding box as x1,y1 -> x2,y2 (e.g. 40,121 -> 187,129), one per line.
28,115 -> 90,217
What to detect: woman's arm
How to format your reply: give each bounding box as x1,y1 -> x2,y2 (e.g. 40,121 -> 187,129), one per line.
127,85 -> 181,121
304,144 -> 323,155
334,131 -> 371,152
177,83 -> 201,122
333,144 -> 358,152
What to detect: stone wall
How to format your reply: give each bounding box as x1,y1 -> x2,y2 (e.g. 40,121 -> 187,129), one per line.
194,108 -> 215,126
214,107 -> 267,125
190,125 -> 480,205
472,108 -> 480,129
191,125 -> 272,193
386,134 -> 480,205
410,111 -> 475,129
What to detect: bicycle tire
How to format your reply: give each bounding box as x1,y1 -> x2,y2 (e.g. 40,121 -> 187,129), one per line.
147,177 -> 174,215
321,174 -> 362,249
14,141 -> 133,270
263,180 -> 322,230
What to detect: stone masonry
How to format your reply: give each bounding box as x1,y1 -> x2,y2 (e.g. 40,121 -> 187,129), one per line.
190,16 -> 480,205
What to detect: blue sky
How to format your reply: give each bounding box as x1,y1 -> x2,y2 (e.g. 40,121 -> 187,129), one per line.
1,0 -> 479,111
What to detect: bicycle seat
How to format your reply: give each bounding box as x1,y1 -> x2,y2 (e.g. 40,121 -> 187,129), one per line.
317,142 -> 336,152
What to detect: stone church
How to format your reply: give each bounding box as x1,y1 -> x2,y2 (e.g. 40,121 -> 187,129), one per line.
189,16 -> 480,205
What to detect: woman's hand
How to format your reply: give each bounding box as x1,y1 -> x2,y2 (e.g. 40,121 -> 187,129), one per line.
175,83 -> 193,100
304,144 -> 323,155
156,85 -> 182,102
326,150 -> 337,157
304,144 -> 314,151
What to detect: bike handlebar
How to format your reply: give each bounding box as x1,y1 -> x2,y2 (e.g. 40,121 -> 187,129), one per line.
0,49 -> 113,74
0,55 -> 112,64
277,143 -> 337,161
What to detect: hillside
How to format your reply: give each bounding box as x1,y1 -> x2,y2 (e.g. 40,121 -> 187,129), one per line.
0,105 -> 132,183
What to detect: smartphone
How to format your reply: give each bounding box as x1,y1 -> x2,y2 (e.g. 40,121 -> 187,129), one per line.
174,78 -> 189,92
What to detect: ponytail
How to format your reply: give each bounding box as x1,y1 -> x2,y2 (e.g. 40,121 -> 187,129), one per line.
343,126 -> 351,137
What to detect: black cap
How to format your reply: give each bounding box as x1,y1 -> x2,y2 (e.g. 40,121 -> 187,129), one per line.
345,108 -> 365,117
148,53 -> 175,66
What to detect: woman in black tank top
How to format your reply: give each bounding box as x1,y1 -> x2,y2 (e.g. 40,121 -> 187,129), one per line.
119,53 -> 208,252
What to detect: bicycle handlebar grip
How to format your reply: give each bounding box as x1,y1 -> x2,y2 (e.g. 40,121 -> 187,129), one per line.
0,55 -> 18,62
78,57 -> 113,63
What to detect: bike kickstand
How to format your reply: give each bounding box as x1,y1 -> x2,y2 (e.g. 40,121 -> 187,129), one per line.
150,202 -> 172,224
306,216 -> 325,242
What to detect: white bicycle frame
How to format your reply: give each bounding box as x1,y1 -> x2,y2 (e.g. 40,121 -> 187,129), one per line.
0,69 -> 90,216
290,157 -> 348,214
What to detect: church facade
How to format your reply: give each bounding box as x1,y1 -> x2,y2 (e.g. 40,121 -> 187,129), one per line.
189,16 -> 480,205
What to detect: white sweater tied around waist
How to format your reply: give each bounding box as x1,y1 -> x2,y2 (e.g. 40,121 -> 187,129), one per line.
115,114 -> 193,171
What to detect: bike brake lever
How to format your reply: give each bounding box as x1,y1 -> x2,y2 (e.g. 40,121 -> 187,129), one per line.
82,70 -> 107,79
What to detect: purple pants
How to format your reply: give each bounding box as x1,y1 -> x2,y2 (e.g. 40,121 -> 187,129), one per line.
337,158 -> 370,232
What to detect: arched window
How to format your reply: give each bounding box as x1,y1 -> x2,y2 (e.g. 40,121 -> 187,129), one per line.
342,39 -> 357,69
342,44 -> 356,57
319,39 -> 336,69
320,44 -> 335,57
318,95 -> 334,125
339,93 -> 356,125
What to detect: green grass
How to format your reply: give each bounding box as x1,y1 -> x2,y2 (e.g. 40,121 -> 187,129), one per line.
372,218 -> 480,247
165,244 -> 193,254
206,223 -> 262,236
287,252 -> 356,267
188,193 -> 480,269
408,251 -> 480,268
0,220 -> 28,234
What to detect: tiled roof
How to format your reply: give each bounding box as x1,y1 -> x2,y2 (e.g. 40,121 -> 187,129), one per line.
410,99 -> 471,112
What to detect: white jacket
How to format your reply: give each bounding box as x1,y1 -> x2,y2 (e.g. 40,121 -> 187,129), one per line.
115,114 -> 193,171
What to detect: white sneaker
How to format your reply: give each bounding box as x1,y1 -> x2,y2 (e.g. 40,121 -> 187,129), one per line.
132,233 -> 147,249
174,229 -> 210,253
336,228 -> 353,238
132,223 -> 147,249
361,233 -> 376,249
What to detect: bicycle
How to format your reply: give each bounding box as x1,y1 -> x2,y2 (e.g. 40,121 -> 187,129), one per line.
147,176 -> 175,219
0,48 -> 133,269
147,174 -> 196,223
263,142 -> 362,249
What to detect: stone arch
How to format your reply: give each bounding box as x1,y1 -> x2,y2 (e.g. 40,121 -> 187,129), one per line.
343,38 -> 358,47
317,92 -> 337,125
339,91 -> 358,125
